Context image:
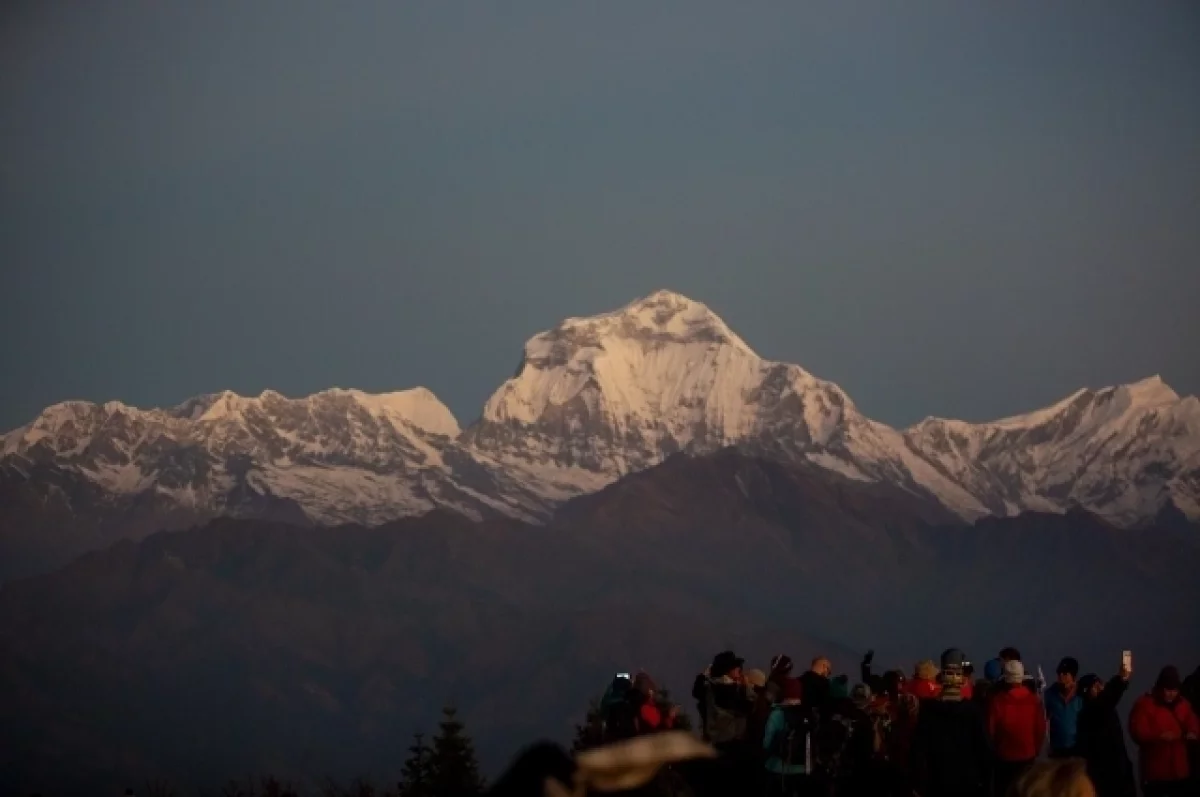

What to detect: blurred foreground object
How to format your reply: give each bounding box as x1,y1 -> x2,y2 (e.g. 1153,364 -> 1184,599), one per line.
488,731 -> 716,797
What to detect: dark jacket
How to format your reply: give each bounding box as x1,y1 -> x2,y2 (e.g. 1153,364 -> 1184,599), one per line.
800,670 -> 831,717
909,698 -> 991,797
1182,666 -> 1200,779
691,674 -> 754,745
1077,676 -> 1136,797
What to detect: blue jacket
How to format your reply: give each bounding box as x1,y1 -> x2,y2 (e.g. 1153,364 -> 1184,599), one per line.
763,704 -> 808,775
1044,682 -> 1084,751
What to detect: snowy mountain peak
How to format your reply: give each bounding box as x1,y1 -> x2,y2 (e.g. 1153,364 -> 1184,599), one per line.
1122,374 -> 1179,408
552,289 -> 754,354
316,387 -> 461,437
903,375 -> 1198,524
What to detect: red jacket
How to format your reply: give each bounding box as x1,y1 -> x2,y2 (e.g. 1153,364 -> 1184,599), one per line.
987,684 -> 1047,762
1129,693 -> 1199,783
639,702 -> 675,732
908,678 -> 942,700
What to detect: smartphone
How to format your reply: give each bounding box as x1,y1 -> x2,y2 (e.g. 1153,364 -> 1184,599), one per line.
1122,650 -> 1132,671
616,672 -> 631,680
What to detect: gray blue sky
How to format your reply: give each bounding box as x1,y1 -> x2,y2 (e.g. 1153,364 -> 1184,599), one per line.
3,1 -> 1198,431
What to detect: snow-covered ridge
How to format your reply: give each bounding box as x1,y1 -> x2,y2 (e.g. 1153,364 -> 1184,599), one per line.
3,290 -> 1198,528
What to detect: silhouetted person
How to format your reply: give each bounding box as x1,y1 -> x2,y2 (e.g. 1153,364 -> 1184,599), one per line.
801,657 -> 832,718
1076,667 -> 1136,797
910,648 -> 990,797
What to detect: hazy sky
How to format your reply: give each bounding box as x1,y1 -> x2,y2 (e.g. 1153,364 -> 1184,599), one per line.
3,1 -> 1198,432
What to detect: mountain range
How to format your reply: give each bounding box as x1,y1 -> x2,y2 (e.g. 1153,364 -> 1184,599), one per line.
3,290 -> 1198,792
3,290 -> 1197,582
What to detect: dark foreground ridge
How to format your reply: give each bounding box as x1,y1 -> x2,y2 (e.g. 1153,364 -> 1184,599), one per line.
1,452 -> 1198,794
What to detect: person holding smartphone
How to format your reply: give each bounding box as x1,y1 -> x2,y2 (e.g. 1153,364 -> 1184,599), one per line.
1076,657 -> 1136,797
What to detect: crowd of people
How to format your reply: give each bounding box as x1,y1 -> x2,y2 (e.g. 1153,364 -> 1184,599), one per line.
585,648 -> 1200,797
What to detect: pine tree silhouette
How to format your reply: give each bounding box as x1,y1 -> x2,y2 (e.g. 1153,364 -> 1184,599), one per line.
399,732 -> 433,797
428,706 -> 485,797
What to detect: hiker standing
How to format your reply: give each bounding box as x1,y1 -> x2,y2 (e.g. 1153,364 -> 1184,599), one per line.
974,658 -> 1005,709
909,648 -> 990,797
988,659 -> 1048,797
1076,667 -> 1136,797
1045,656 -> 1085,758
750,656 -> 796,748
631,672 -> 677,733
801,657 -> 833,719
1129,666 -> 1200,797
908,660 -> 942,701
763,677 -> 809,797
691,650 -> 756,797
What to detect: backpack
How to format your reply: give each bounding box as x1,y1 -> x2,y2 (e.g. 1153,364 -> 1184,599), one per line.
812,711 -> 854,778
768,705 -> 812,770
703,681 -> 747,745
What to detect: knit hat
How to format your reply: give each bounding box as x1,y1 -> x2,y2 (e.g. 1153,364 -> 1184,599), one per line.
1057,657 -> 1080,677
1155,666 -> 1182,691
1078,674 -> 1101,694
781,677 -> 803,703
745,669 -> 768,689
916,660 -> 939,681
983,658 -> 1004,682
940,648 -> 967,671
711,650 -> 744,678
770,654 -> 795,675
1003,660 -> 1025,684
851,683 -> 873,708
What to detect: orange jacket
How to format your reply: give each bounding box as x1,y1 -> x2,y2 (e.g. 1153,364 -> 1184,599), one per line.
1129,693 -> 1199,783
987,684 -> 1047,762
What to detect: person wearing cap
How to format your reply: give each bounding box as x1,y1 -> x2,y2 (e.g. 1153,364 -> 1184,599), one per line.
987,658 -> 1047,797
908,659 -> 942,701
1046,656 -> 1086,758
1076,661 -> 1136,797
691,649 -> 757,796
972,657 -> 1005,709
1129,665 -> 1200,796
762,676 -> 808,794
749,656 -> 796,748
691,650 -> 754,744
909,648 -> 991,797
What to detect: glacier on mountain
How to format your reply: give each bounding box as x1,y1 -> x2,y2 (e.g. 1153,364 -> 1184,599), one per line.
3,290 -> 1197,528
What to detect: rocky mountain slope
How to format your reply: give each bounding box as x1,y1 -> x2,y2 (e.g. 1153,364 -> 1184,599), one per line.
2,290 -> 1197,580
